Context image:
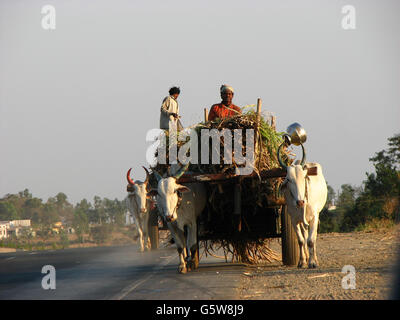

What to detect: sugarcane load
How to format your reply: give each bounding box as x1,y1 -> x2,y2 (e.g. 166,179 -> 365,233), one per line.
125,84 -> 328,273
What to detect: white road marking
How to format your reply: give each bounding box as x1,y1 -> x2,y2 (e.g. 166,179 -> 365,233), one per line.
308,273 -> 337,279
111,253 -> 177,300
5,257 -> 16,261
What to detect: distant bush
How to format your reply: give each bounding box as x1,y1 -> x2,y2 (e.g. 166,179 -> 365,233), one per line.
122,225 -> 139,240
319,209 -> 341,233
90,224 -> 113,244
355,218 -> 396,232
58,230 -> 70,249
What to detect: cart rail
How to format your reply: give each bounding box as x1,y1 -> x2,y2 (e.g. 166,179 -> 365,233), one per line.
177,166 -> 318,183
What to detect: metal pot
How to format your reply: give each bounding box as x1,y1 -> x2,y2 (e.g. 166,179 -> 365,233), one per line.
283,122 -> 307,146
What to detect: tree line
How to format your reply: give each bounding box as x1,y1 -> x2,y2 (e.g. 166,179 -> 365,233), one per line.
0,190 -> 127,241
320,133 -> 400,232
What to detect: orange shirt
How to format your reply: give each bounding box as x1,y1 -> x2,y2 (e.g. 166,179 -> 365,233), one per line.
208,103 -> 241,121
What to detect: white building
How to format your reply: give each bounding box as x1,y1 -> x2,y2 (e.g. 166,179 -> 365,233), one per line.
0,220 -> 32,239
0,222 -> 9,239
125,212 -> 135,225
9,220 -> 31,228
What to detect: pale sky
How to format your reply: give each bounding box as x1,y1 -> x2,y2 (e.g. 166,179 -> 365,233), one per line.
1,0 -> 399,204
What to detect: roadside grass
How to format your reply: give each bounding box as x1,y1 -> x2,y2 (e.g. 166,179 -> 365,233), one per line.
354,218 -> 397,232
0,226 -> 138,252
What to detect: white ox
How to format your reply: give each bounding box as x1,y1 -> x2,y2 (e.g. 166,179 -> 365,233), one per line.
126,167 -> 153,252
148,164 -> 207,273
278,144 -> 327,268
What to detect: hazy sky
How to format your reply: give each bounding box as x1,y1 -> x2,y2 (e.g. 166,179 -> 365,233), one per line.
1,0 -> 399,205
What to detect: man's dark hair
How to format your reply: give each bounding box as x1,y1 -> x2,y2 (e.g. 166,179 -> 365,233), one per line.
169,87 -> 180,95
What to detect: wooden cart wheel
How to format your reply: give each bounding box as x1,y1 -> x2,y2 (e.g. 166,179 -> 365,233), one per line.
281,205 -> 299,266
148,210 -> 159,250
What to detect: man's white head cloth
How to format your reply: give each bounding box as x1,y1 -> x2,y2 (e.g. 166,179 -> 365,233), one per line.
220,84 -> 234,94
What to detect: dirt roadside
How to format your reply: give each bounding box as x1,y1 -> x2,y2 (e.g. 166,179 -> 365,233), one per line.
239,226 -> 400,300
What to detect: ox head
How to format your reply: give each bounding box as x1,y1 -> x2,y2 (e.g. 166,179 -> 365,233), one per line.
126,166 -> 151,213
278,142 -> 309,209
147,164 -> 190,223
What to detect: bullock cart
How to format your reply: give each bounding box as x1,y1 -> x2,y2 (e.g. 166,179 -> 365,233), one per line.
147,99 -> 316,265
176,166 -> 317,265
148,167 -> 319,265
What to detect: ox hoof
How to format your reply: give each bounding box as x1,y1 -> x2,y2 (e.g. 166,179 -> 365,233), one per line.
178,265 -> 187,274
186,259 -> 198,272
308,262 -> 318,269
192,260 -> 199,270
297,261 -> 307,269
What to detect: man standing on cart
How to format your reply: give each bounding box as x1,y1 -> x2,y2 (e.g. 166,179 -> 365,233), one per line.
160,86 -> 183,131
208,84 -> 241,121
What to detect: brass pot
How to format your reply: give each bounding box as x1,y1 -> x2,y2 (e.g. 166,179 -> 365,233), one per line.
283,122 -> 307,146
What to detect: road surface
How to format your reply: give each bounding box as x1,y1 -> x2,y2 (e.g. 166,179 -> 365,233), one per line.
0,245 -> 243,300
1,227 -> 398,300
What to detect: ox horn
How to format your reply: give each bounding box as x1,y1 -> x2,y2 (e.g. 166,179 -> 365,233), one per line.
142,166 -> 150,184
174,163 -> 189,180
299,142 -> 306,168
277,143 -> 288,170
126,168 -> 135,185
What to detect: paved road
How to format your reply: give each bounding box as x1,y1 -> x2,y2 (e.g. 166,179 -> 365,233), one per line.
0,245 -> 244,300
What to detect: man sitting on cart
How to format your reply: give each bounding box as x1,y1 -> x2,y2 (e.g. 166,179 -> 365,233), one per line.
208,84 -> 241,121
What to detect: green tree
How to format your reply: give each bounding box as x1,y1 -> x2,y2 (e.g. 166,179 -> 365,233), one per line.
339,133 -> 400,231
103,198 -> 125,226
356,134 -> 400,224
73,199 -> 91,243
18,189 -> 32,200
0,202 -> 19,220
337,184 -> 358,232
319,184 -> 340,233
365,134 -> 400,198
2,191 -> 28,218
41,201 -> 59,226
55,192 -> 68,208
49,192 -> 74,225
326,185 -> 336,207
59,229 -> 70,249
22,197 -> 43,223
91,196 -> 107,224
58,193 -> 74,225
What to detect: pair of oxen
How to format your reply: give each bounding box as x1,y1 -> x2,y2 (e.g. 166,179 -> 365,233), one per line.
126,164 -> 205,273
